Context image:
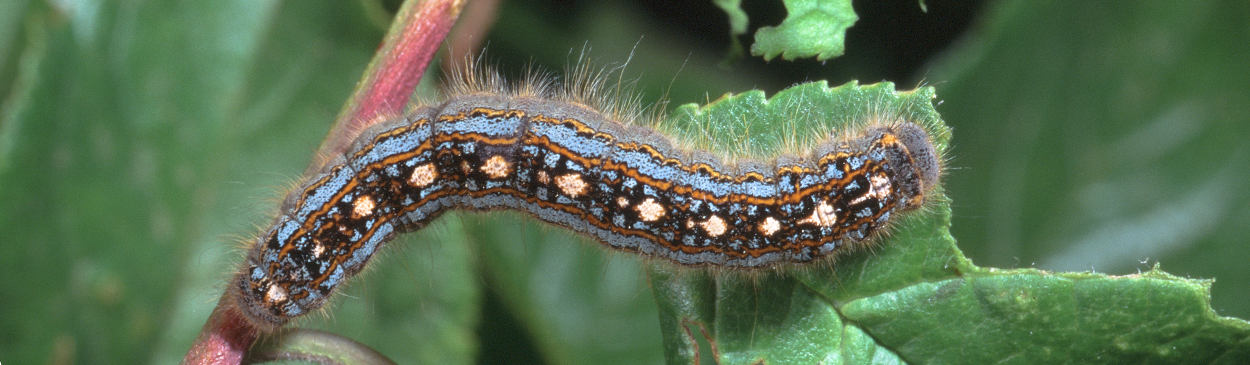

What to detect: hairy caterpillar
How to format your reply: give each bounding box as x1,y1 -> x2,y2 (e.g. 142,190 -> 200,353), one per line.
227,66 -> 943,331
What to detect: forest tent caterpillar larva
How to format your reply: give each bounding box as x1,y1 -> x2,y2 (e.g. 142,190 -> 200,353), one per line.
228,67 -> 944,331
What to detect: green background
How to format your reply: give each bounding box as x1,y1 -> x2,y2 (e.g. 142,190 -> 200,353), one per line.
1,0 -> 1247,364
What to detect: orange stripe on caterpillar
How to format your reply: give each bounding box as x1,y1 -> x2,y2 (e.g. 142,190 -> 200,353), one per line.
227,69 -> 944,331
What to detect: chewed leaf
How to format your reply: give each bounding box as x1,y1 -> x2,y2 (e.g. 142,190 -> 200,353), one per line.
750,0 -> 858,61
664,80 -> 950,160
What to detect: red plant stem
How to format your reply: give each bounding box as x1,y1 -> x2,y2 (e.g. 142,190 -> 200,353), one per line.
181,1 -> 462,364
181,299 -> 257,365
320,0 -> 466,160
355,0 -> 464,117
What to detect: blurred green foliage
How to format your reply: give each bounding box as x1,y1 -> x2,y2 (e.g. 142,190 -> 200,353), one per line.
2,0 -> 1248,364
750,0 -> 857,61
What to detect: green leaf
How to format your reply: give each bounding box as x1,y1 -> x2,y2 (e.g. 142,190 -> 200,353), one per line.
843,267 -> 1250,364
0,0 -> 288,362
931,0 -> 1250,327
750,0 -> 858,61
471,214 -> 665,365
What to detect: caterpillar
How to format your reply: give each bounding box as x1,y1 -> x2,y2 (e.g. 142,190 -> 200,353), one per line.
227,67 -> 943,331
